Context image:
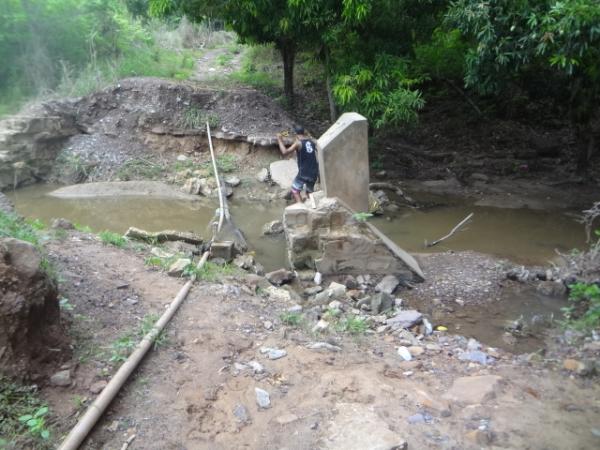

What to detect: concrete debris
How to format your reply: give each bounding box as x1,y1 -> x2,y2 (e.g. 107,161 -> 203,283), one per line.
255,387 -> 271,409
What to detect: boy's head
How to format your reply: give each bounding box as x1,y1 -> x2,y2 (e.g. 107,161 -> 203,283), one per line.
293,125 -> 305,135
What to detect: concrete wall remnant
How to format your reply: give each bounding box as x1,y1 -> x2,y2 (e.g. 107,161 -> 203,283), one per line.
317,112 -> 369,213
283,193 -> 423,279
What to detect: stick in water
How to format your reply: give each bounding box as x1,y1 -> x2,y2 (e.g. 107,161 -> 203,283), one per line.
426,212 -> 474,247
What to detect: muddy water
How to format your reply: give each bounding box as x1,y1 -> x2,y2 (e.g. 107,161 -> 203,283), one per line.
7,184 -> 287,270
8,184 -> 586,352
373,198 -> 586,265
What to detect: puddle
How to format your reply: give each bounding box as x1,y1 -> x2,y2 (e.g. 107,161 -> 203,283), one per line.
7,184 -> 586,352
7,184 -> 287,271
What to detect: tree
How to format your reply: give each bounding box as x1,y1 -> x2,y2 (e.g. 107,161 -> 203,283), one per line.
447,0 -> 600,172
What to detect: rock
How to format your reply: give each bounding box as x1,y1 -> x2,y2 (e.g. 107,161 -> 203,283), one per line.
151,247 -> 175,259
247,360 -> 265,374
0,238 -> 62,378
328,300 -> 343,311
176,154 -> 188,162
50,370 -> 71,387
51,218 -> 74,230
328,282 -> 347,299
306,342 -> 341,352
262,220 -> 284,235
375,275 -> 400,294
224,175 -> 241,187
397,346 -> 412,361
287,304 -> 303,313
167,258 -> 191,277
314,272 -> 323,285
256,168 -> 269,182
458,350 -> 489,365
442,375 -> 503,405
296,269 -> 316,281
387,310 -> 423,329
536,280 -> 567,297
422,317 -> 433,335
322,402 -> 407,450
304,286 -> 323,296
265,268 -> 294,286
469,173 -> 489,183
408,346 -> 425,357
265,286 -> 292,302
563,359 -> 587,374
467,338 -> 481,351
413,389 -> 451,414
343,275 -> 358,289
276,413 -> 299,425
234,404 -> 250,424
370,292 -> 393,314
269,159 -> 297,189
182,177 -> 202,195
89,380 -> 108,394
125,227 -> 203,245
255,387 -> 271,409
263,320 -> 273,330
407,413 -> 431,424
312,319 -> 330,333
260,347 -> 287,360
233,253 -> 255,270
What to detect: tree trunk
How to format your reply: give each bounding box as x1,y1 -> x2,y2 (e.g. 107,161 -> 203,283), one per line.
324,47 -> 337,123
576,122 -> 596,174
280,42 -> 296,107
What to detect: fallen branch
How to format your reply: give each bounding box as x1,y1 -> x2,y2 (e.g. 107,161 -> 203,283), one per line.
425,212 -> 474,247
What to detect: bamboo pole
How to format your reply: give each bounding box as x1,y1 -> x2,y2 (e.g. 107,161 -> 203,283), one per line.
206,122 -> 225,233
58,251 -> 210,450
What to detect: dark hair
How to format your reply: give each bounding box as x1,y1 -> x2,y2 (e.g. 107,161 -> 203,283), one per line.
293,125 -> 305,135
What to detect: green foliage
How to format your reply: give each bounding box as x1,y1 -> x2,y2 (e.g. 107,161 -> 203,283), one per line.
333,54 -> 425,128
205,154 -> 237,174
352,212 -> 373,223
337,315 -> 368,335
280,312 -> 303,326
59,297 -> 75,311
414,28 -> 467,81
109,334 -> 136,363
229,44 -> 281,94
73,223 -> 93,233
184,261 -> 239,281
116,159 -> 163,181
18,406 -> 50,441
0,377 -> 52,448
0,211 -> 41,245
99,230 -> 127,247
180,107 -> 220,129
563,282 -> 600,331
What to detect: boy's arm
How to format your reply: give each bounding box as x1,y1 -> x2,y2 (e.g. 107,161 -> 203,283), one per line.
277,134 -> 300,156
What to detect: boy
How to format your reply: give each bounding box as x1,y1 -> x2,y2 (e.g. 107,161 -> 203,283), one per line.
276,125 -> 319,203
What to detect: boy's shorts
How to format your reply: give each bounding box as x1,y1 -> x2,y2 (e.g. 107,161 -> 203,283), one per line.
291,175 -> 316,193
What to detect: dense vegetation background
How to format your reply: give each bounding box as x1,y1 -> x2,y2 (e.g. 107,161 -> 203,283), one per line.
1,0 -> 598,169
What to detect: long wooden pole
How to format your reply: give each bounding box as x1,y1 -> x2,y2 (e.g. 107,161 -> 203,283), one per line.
58,251 -> 210,450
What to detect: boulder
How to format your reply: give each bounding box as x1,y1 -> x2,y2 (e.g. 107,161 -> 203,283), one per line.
375,275 -> 400,294
269,159 -> 297,189
0,238 -> 65,378
167,258 -> 191,277
256,168 -> 269,182
51,218 -> 74,230
224,175 -> 241,187
386,310 -> 422,329
265,268 -> 294,286
370,292 -> 393,314
442,375 -> 503,405
262,220 -> 284,235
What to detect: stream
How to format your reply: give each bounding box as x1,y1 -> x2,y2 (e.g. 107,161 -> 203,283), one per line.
7,184 -> 588,352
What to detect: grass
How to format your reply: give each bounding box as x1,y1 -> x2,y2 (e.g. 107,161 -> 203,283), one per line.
73,222 -> 93,233
202,154 -> 238,175
0,211 -> 42,245
179,107 -> 220,130
115,159 -> 164,181
0,377 -> 53,449
183,261 -> 240,281
562,282 -> 600,332
99,230 -> 127,248
108,313 -> 168,364
226,44 -> 281,96
336,315 -> 368,335
280,312 -> 303,327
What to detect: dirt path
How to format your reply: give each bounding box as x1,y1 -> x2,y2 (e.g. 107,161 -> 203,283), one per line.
190,46 -> 244,84
42,233 -> 600,450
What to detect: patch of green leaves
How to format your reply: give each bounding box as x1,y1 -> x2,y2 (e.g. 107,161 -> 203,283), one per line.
352,212 -> 373,223
116,159 -> 163,181
99,230 -> 127,248
0,376 -> 52,448
0,211 -> 41,245
73,222 -> 93,233
180,107 -> 220,129
280,312 -> 303,327
563,282 -> 600,331
202,154 -> 237,175
184,261 -> 239,281
337,315 -> 368,335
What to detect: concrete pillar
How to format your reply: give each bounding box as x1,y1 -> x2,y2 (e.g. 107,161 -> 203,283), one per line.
317,112 -> 369,212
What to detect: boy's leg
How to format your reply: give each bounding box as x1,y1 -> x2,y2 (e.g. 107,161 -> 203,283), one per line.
291,175 -> 305,203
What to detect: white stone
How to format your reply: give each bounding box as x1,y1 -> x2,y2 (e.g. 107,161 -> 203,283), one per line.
397,346 -> 412,361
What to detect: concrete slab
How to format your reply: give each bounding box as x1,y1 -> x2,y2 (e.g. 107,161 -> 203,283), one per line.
269,159 -> 297,189
318,113 -> 369,212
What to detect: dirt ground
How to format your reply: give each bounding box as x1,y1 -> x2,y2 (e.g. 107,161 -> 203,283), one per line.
37,231 -> 600,450
4,41 -> 600,450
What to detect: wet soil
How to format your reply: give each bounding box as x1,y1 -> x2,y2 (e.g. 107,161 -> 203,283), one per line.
32,231 -> 600,449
